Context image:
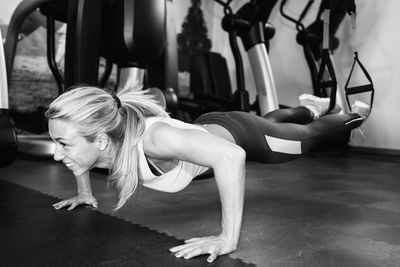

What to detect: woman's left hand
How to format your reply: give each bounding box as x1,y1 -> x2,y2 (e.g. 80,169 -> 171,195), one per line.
169,234 -> 237,263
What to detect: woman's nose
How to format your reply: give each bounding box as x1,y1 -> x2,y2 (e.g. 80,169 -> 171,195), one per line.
53,145 -> 64,161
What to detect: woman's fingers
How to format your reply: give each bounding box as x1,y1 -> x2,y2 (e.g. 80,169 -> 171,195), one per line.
53,200 -> 69,210
207,252 -> 218,263
67,202 -> 78,211
173,245 -> 210,259
89,198 -> 98,208
52,195 -> 98,210
184,237 -> 203,243
170,238 -> 222,262
179,247 -> 203,259
170,235 -> 236,263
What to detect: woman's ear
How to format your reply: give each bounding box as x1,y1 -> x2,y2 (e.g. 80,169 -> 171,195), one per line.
96,134 -> 109,151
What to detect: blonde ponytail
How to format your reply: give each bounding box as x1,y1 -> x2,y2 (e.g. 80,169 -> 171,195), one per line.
110,85 -> 169,209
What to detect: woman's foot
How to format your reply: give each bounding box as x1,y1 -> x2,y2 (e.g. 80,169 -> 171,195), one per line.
351,100 -> 371,120
299,94 -> 341,119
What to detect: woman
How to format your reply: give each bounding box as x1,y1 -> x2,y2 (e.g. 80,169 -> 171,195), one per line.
45,85 -> 370,263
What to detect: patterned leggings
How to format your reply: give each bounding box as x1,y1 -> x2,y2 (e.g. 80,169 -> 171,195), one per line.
194,107 -> 363,163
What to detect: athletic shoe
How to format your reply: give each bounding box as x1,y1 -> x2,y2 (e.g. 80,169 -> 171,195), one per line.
299,94 -> 341,119
351,100 -> 371,120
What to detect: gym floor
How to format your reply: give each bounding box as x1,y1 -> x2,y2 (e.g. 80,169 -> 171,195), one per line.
1,150 -> 400,266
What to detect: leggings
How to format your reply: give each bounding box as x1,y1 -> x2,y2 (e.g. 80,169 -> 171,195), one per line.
194,107 -> 363,163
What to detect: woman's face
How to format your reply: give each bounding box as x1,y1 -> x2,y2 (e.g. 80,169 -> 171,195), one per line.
48,119 -> 105,176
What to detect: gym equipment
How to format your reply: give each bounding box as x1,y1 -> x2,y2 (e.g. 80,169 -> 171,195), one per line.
4,0 -> 178,157
278,0 -> 373,150
0,30 -> 18,168
216,0 -> 280,116
280,0 -> 320,95
281,0 -> 374,114
5,0 -> 178,98
344,10 -> 374,113
315,9 -> 338,112
4,0 -> 85,157
177,0 -> 278,121
280,0 -> 359,114
177,52 -> 235,121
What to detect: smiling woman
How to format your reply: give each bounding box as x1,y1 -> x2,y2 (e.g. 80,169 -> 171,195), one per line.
44,83 -> 369,262
48,118 -> 106,210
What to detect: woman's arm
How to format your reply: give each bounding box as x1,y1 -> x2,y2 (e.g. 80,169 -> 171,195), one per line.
53,172 -> 98,210
144,123 -> 246,262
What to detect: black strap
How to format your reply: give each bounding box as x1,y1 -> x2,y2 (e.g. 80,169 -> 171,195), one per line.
346,0 -> 356,15
315,9 -> 337,112
344,51 -> 374,111
146,157 -> 163,176
316,49 -> 337,112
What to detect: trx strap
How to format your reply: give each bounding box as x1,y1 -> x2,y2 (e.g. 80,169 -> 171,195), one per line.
316,9 -> 337,112
344,11 -> 374,111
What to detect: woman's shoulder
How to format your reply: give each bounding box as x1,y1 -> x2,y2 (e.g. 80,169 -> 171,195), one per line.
142,117 -> 175,152
144,116 -> 170,125
145,116 -> 188,130
145,116 -> 206,131
143,117 -> 185,146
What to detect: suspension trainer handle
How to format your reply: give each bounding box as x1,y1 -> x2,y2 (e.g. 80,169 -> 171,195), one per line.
344,10 -> 375,112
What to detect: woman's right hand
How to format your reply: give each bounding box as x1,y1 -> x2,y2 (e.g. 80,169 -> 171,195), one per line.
53,193 -> 98,211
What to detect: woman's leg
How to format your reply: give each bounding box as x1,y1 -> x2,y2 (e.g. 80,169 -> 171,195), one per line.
194,111 -> 363,164
263,106 -> 314,124
263,94 -> 342,124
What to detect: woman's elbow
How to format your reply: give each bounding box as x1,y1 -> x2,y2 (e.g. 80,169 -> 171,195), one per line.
219,145 -> 246,167
233,146 -> 246,164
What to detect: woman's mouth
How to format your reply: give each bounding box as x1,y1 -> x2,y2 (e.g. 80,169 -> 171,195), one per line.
64,162 -> 75,168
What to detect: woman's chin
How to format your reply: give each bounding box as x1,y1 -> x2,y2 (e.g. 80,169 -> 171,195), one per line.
71,167 -> 86,177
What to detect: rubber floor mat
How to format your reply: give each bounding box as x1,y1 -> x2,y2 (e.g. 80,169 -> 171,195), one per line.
0,180 -> 254,266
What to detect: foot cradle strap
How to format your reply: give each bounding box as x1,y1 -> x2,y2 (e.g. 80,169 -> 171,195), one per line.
345,51 -> 375,111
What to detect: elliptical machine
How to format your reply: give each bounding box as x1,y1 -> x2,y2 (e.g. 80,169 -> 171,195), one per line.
215,0 -> 280,116
0,30 -> 18,168
4,0 -> 178,157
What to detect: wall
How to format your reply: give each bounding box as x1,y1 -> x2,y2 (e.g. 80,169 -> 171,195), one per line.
0,0 -> 18,24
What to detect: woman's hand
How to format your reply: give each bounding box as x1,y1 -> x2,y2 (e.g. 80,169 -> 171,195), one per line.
53,193 -> 98,211
169,234 -> 237,263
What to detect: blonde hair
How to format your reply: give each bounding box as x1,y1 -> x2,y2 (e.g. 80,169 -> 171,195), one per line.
45,84 -> 169,209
